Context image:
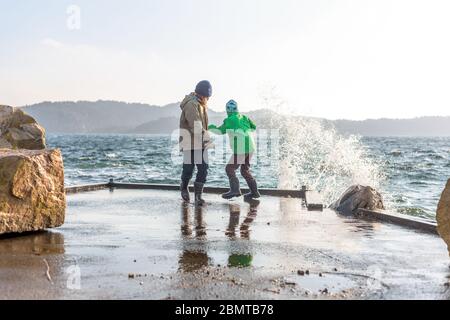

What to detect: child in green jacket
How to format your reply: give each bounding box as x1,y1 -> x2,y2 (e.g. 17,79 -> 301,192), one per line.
209,100 -> 261,200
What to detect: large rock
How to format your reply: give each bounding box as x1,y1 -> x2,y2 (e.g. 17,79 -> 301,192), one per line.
437,179 -> 450,256
330,185 -> 385,215
0,105 -> 46,150
0,148 -> 65,234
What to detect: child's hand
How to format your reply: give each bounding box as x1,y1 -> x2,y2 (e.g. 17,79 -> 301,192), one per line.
208,124 -> 224,135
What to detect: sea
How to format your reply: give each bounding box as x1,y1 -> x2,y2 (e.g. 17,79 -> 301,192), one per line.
48,132 -> 449,221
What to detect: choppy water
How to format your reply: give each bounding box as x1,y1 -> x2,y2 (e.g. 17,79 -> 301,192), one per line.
48,134 -> 449,220
362,137 -> 449,218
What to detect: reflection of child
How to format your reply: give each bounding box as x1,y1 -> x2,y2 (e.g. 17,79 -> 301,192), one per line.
208,100 -> 261,200
225,201 -> 260,268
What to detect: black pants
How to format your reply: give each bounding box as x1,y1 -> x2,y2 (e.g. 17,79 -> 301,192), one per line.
225,153 -> 254,184
181,149 -> 209,184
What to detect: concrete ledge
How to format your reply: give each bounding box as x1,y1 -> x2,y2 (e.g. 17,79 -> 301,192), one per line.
65,183 -> 110,194
109,182 -> 305,198
304,190 -> 324,211
356,208 -> 438,235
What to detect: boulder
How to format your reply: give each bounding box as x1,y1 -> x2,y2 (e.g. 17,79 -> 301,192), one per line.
437,179 -> 450,256
0,105 -> 46,150
330,185 -> 385,215
0,148 -> 65,234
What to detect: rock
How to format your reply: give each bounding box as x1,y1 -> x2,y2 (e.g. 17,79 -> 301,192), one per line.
330,185 -> 385,215
0,148 -> 65,234
0,105 -> 46,150
437,179 -> 450,256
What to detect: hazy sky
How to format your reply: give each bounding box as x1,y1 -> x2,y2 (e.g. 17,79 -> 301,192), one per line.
1,0 -> 450,119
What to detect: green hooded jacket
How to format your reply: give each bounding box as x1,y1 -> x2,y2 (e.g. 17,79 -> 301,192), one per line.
208,112 -> 256,155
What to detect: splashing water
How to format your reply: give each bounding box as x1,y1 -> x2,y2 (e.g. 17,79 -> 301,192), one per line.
257,82 -> 386,206
275,116 -> 386,205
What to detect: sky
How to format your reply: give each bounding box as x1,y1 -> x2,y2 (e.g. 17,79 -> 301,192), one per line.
1,0 -> 450,120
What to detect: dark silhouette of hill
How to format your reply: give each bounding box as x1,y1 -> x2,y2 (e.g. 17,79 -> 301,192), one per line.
21,101 -> 450,136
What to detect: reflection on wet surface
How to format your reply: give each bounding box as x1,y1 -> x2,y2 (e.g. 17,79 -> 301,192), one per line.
178,250 -> 209,273
178,204 -> 210,273
0,231 -> 67,299
0,189 -> 449,299
178,199 -> 262,272
225,200 -> 260,268
240,200 -> 259,240
344,219 -> 376,236
0,231 -> 65,255
225,204 -> 241,239
225,200 -> 259,240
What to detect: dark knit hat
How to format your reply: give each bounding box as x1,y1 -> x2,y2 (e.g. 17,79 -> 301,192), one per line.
195,80 -> 212,98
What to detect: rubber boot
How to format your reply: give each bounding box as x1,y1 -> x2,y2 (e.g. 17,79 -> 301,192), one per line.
194,182 -> 206,206
243,179 -> 261,200
180,179 -> 190,202
222,177 -> 242,200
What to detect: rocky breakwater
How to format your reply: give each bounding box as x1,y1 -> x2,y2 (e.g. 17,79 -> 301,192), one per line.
0,105 -> 46,150
0,105 -> 65,235
330,185 -> 385,216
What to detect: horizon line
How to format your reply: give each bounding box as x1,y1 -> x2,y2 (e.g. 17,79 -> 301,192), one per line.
14,99 -> 450,122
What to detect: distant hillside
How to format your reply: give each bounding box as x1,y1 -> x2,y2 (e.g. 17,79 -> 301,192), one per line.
132,117 -> 180,134
22,100 -> 181,133
130,109 -> 275,134
333,117 -> 450,137
20,101 -> 450,136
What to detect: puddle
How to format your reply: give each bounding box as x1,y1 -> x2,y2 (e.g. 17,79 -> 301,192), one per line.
284,273 -> 357,294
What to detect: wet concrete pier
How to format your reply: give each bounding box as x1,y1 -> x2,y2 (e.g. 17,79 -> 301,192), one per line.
0,189 -> 449,299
